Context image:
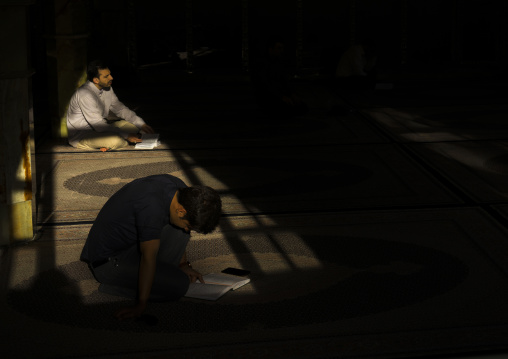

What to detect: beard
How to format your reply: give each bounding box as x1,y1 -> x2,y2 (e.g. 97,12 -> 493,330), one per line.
100,81 -> 112,90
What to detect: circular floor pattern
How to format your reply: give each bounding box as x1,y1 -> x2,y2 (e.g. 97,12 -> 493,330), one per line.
63,159 -> 374,198
7,235 -> 469,333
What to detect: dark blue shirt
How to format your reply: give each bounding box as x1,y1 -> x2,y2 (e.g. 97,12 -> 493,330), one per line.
81,174 -> 187,263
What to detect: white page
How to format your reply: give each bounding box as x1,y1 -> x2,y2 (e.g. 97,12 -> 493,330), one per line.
203,273 -> 250,290
135,133 -> 160,149
185,282 -> 232,301
203,273 -> 250,289
140,133 -> 159,141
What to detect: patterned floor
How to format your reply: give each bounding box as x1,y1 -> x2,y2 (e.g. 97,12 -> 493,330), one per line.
3,73 -> 508,358
5,209 -> 508,358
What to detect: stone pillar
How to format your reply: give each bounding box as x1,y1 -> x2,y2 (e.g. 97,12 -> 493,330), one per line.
241,0 -> 249,72
501,4 -> 508,66
127,0 -> 138,70
45,0 -> 89,139
295,0 -> 303,70
401,0 -> 408,65
349,0 -> 356,45
0,1 -> 36,245
451,0 -> 462,66
185,0 -> 194,73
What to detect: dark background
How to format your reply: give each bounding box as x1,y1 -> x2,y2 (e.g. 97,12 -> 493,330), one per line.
26,0 -> 508,142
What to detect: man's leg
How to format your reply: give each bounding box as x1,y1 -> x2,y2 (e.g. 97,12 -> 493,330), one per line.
76,132 -> 129,150
157,224 -> 190,265
91,224 -> 190,301
91,244 -> 140,299
150,224 -> 190,300
76,120 -> 139,150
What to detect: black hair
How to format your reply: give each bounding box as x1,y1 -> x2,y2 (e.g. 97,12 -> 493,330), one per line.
177,186 -> 222,234
87,60 -> 108,82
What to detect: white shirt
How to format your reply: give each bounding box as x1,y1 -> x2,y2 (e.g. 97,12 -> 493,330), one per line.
66,81 -> 146,147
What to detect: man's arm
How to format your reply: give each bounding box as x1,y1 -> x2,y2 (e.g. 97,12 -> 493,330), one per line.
179,251 -> 204,283
140,124 -> 155,134
115,239 -> 160,320
109,90 -> 147,129
109,90 -> 156,137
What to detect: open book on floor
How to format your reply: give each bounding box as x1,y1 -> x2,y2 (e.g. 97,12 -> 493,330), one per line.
184,273 -> 251,301
135,133 -> 160,149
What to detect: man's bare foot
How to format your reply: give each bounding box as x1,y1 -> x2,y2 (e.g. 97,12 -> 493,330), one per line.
100,147 -> 108,152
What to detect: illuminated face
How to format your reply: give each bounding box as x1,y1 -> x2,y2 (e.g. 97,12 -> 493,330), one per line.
94,68 -> 114,89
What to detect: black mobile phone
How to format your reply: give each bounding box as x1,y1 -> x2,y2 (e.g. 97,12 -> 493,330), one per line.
221,267 -> 250,277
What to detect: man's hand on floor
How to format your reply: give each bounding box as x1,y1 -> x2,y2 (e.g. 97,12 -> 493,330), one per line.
127,134 -> 142,143
115,301 -> 147,320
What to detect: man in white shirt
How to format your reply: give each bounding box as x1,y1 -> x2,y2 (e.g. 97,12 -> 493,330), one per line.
66,60 -> 155,151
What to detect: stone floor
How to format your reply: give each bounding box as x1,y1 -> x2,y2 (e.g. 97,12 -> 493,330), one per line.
3,70 -> 508,359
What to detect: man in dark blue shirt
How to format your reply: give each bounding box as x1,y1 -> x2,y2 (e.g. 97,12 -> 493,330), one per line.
81,174 -> 222,319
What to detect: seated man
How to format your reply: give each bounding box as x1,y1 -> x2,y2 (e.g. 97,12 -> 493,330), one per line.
66,60 -> 155,151
80,174 -> 222,319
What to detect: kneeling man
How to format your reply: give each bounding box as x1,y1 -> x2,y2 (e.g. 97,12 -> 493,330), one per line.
81,174 -> 222,319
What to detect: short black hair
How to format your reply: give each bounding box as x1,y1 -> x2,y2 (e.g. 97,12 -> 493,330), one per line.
177,186 -> 222,234
87,60 -> 108,82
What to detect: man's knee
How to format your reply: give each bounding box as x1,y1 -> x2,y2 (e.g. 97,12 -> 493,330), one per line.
77,133 -> 128,150
172,270 -> 191,298
152,267 -> 190,300
158,225 -> 190,265
107,136 -> 129,149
